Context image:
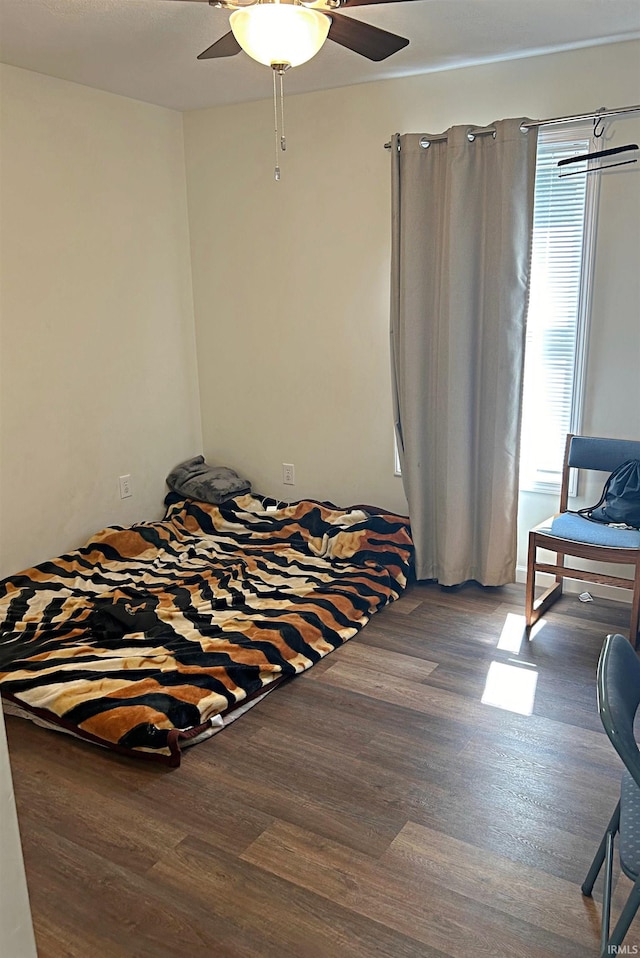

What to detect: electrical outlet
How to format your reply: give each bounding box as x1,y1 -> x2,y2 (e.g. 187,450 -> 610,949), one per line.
282,463 -> 295,485
119,474 -> 133,499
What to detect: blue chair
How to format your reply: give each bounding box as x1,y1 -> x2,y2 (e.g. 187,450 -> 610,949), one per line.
582,633 -> 640,956
525,434 -> 640,645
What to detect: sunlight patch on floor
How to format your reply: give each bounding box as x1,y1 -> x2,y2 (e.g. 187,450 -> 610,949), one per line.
496,612 -> 526,653
496,612 -> 545,653
483,611 -> 544,715
481,660 -> 539,716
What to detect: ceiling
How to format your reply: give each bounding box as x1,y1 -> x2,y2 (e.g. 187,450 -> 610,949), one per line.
1,0 -> 639,112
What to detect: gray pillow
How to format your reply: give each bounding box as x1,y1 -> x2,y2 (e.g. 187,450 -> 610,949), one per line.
166,455 -> 251,504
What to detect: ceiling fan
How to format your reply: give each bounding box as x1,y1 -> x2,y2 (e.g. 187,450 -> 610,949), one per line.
164,0 -> 414,179
164,0 -> 412,70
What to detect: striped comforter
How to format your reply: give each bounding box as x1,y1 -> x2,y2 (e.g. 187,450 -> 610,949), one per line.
0,494 -> 412,765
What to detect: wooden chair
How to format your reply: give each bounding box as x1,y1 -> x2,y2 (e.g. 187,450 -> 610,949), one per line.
525,434 -> 640,644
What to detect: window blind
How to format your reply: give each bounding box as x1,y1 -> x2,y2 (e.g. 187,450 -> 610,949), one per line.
519,122 -> 598,493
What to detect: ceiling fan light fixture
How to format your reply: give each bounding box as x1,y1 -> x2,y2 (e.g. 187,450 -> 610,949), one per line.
230,4 -> 331,69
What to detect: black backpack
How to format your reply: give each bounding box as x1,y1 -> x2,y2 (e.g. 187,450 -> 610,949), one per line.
578,459 -> 640,529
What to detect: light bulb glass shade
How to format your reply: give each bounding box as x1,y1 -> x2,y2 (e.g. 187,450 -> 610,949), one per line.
230,5 -> 330,68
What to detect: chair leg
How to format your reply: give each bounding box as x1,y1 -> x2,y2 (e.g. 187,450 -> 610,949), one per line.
525,532 -> 537,629
525,533 -> 565,635
605,878 -> 640,957
630,572 -> 640,649
582,803 -> 620,897
527,581 -> 564,631
600,830 -> 616,955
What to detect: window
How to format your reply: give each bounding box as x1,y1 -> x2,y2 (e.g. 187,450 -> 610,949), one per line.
519,122 -> 599,493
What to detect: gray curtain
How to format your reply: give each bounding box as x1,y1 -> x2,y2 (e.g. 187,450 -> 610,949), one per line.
390,118 -> 539,586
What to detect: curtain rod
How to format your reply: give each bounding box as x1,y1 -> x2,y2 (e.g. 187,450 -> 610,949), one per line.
383,104 -> 640,149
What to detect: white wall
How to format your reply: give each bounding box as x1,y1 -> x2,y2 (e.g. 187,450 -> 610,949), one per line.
0,65 -> 203,577
184,40 -> 640,565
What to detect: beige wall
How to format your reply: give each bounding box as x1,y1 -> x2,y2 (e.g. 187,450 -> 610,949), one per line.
183,40 -> 640,567
0,65 -> 203,577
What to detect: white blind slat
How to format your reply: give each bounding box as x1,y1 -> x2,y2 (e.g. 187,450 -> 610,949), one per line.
520,122 -> 597,492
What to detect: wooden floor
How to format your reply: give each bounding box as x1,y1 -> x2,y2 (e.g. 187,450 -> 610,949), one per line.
6,581 -> 640,958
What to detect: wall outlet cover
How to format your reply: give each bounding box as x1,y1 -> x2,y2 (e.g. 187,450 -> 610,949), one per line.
119,475 -> 133,499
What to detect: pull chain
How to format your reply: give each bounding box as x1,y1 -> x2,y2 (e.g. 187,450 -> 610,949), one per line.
279,71 -> 286,153
273,69 -> 280,181
271,64 -> 289,181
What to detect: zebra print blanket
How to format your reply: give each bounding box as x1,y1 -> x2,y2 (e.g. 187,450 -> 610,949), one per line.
0,494 -> 412,765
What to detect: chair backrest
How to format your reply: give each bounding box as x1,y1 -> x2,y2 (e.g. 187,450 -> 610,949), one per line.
568,436 -> 640,473
559,434 -> 640,511
597,633 -> 640,791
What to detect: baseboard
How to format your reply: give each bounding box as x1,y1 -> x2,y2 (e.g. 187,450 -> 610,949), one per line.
515,566 -> 632,605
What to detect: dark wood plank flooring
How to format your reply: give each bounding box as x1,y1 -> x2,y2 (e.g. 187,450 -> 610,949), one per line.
6,581 -> 640,957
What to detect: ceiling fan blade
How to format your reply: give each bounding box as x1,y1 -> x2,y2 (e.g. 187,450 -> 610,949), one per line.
338,0 -> 421,5
327,12 -> 409,61
197,31 -> 242,60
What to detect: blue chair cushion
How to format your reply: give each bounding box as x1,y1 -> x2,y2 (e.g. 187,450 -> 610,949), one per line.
549,512 -> 640,548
